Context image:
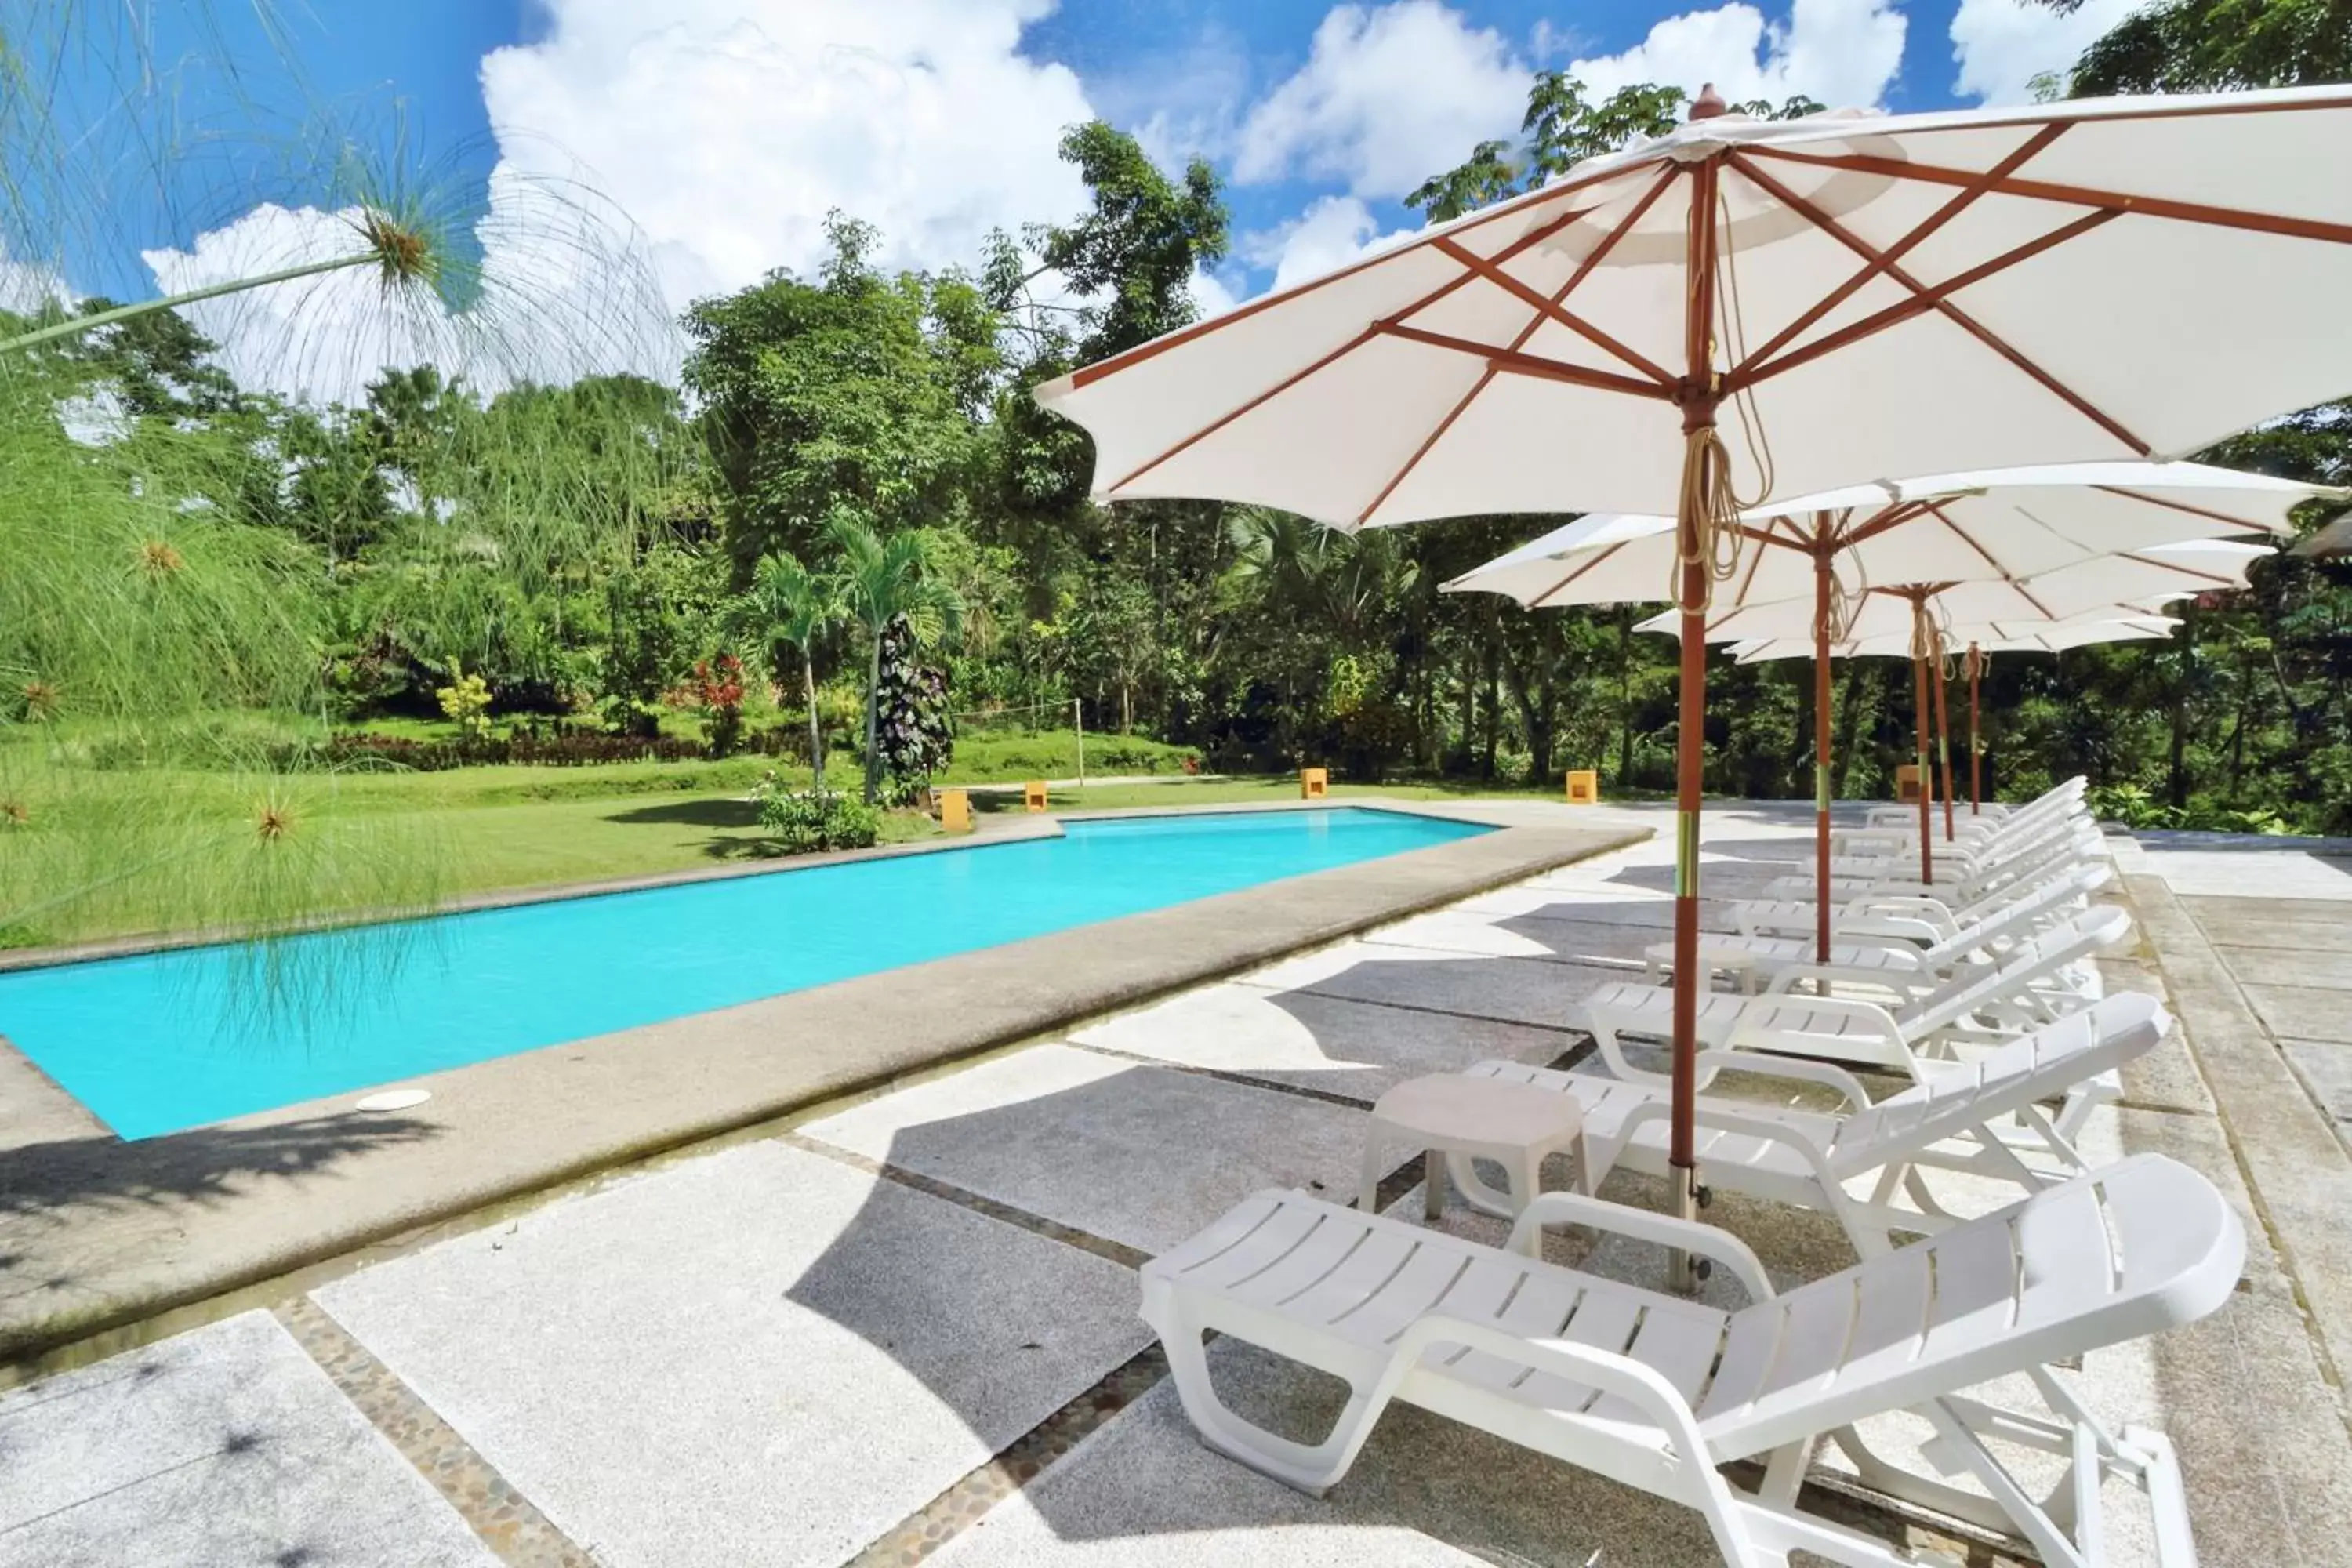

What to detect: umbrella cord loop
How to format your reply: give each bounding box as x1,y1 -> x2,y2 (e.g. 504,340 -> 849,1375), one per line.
1676,426 -> 1748,608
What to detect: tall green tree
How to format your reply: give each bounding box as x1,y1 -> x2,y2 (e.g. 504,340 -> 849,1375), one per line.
683,213 -> 1001,573
735,550 -> 846,788
2044,0 -> 2350,94
828,514 -> 965,803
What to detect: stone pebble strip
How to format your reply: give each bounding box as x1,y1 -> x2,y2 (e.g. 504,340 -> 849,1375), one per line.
275,1294 -> 604,1567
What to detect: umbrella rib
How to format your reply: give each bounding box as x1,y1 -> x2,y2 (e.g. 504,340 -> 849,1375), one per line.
1740,143 -> 2352,248
1921,499 -> 2047,615
1844,500 -> 1926,546
1352,169 -> 1680,528
2093,484 -> 2296,535
1733,209 -> 2120,391
1432,237 -> 1676,387
1375,322 -> 1677,399
1094,207 -> 1606,495
1527,539 -> 1632,606
1731,123 -> 2069,379
2118,550 -> 2241,586
1726,154 -> 2151,455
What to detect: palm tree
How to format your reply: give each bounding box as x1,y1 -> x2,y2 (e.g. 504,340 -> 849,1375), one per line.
829,512 -> 964,804
735,550 -> 844,789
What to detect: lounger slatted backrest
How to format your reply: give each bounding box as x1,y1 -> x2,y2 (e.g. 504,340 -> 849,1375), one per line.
1696,1152 -> 2242,1460
1821,993 -> 2165,1178
1915,862 -> 2107,967
1900,904 -> 2129,1035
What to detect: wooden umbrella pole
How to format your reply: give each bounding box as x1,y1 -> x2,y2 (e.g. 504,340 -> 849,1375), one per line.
1667,136 -> 1724,1287
1968,642 -> 1984,814
1911,599 -> 1934,887
1933,642 -> 1956,841
1813,541 -> 1834,967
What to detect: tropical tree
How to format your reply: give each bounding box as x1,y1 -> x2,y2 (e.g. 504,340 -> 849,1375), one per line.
2041,0 -> 2349,95
828,514 -> 965,803
736,550 -> 846,788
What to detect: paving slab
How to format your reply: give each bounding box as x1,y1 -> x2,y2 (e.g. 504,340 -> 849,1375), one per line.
2283,1040 -> 2352,1146
800,1046 -> 1385,1258
314,1140 -> 1151,1568
2129,875 -> 2352,1421
2215,946 -> 2352,990
2181,901 -> 2352,955
933,1343 -> 1725,1568
1236,945 -> 1620,1036
0,1309 -> 494,1567
2140,851 -> 2352,900
2096,958 -> 2212,1113
1070,985 -> 1572,1106
2239,982 -> 2352,1044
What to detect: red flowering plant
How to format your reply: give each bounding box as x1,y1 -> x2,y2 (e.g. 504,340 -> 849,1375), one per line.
693,654 -> 747,758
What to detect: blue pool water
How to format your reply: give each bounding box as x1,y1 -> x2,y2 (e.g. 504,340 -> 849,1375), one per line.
0,807 -> 1487,1138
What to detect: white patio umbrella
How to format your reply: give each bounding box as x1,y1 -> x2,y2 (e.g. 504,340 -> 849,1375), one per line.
1035,82 -> 2352,1254
1446,470 -> 2304,954
1731,615 -> 2183,840
1635,540 -> 2270,880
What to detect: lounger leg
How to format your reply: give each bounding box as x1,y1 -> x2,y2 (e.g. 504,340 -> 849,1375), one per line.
1359,1135 -> 1386,1214
1425,1149 -> 1445,1219
1156,1323 -> 1388,1498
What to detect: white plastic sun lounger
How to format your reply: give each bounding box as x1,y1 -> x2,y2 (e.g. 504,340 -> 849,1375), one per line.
1813,808 -> 2089,884
1730,859 -> 2110,950
1442,992 -> 2165,1251
1579,906 -> 2132,1081
1764,819 -> 2103,908
1652,861 -> 2108,994
1844,777 -> 2085,851
1144,1151 -> 2238,1566
1861,775 -> 2083,832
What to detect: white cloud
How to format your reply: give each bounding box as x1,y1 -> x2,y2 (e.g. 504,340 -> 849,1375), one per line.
1189,266 -> 1243,321
1569,0 -> 1907,112
54,384 -> 131,447
0,243 -> 74,316
147,0 -> 1102,404
1951,0 -> 2137,103
1232,2 -> 1529,198
1242,194 -> 1416,293
479,0 -> 1097,303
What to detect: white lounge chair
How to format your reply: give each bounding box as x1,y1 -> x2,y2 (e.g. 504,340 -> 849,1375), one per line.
1764,819 -> 2104,908
1730,859 -> 2109,950
1653,861 -> 2108,994
1862,775 -> 2083,832
1442,991 -> 2165,1250
1815,808 -> 2089,884
1579,906 -> 2132,1080
1144,1152 -> 2237,1566
1843,777 -> 2085,852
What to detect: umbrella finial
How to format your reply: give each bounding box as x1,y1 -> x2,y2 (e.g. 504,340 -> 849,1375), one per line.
1689,83 -> 1730,120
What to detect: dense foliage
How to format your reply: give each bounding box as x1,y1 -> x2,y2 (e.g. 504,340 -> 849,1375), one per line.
9,5 -> 2352,923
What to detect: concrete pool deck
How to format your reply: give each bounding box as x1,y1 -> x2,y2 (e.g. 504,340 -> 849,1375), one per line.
4,803 -> 2349,1566
0,801 -> 1642,1367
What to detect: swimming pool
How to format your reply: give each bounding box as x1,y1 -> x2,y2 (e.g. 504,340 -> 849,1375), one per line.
0,807 -> 1489,1138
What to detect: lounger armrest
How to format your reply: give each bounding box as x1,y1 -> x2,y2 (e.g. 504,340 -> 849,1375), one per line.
1760,960 -> 1925,997
1835,913 -> 1947,946
1690,1049 -> 1875,1110
1731,993 -> 1921,1077
1507,1193 -> 1775,1304
1385,1314 -> 1719,1465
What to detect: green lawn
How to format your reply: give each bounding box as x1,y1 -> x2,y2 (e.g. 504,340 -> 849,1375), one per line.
5,724 -> 1599,949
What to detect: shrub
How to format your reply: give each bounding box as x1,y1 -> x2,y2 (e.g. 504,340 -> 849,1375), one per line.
757,785 -> 880,853
435,666 -> 493,738
693,654 -> 747,759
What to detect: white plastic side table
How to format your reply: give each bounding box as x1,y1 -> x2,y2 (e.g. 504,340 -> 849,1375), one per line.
1360,1073 -> 1588,1255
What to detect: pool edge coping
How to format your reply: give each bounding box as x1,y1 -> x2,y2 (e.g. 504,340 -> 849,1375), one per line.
0,811 -> 1646,1372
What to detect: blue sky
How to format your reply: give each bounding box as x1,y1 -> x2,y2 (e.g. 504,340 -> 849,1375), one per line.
28,0 -> 2135,397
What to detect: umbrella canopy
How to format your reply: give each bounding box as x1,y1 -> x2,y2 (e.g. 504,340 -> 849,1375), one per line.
1663,539 -> 2273,642
1730,615 -> 2180,661
1445,463 -> 2328,613
1035,82 -> 2352,1275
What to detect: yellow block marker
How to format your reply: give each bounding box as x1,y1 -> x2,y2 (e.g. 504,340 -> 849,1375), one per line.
1299,767 -> 1328,800
1565,769 -> 1599,805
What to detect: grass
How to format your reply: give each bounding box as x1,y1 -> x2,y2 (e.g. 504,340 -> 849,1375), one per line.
4,713 -> 1603,949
